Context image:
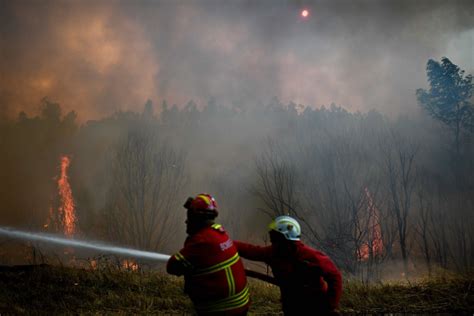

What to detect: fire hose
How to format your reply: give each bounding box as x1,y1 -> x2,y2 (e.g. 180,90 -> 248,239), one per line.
244,269 -> 278,286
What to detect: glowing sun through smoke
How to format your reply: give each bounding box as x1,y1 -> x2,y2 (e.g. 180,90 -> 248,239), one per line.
301,9 -> 309,18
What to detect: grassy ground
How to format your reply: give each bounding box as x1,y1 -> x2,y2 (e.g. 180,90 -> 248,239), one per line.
0,264 -> 472,315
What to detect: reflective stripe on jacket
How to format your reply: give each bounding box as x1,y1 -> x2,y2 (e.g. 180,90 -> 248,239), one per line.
167,224 -> 249,314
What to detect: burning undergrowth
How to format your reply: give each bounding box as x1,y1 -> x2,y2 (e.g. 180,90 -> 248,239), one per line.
45,154 -> 76,237
0,264 -> 471,314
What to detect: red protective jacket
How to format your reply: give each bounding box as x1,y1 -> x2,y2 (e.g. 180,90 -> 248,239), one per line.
234,240 -> 342,315
167,224 -> 249,315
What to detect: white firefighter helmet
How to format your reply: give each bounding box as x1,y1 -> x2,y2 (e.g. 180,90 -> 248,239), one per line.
268,215 -> 301,241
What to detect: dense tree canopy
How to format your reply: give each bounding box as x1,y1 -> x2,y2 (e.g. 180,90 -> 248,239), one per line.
417,57 -> 473,154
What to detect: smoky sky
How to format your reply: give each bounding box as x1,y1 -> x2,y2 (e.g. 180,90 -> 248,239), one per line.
0,0 -> 473,120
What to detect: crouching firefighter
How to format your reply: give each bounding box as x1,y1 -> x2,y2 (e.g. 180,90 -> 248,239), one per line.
167,194 -> 250,315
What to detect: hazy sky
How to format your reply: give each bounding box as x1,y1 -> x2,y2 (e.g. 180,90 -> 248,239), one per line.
1,0 -> 473,120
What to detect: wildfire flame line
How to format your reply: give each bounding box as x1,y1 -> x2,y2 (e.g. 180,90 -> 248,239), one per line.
358,188 -> 383,261
58,155 -> 76,237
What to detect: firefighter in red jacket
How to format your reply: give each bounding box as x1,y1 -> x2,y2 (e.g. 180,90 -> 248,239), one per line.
235,215 -> 342,316
167,193 -> 250,315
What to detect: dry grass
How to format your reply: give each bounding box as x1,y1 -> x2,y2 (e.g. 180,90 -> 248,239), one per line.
0,264 -> 472,315
341,274 -> 473,315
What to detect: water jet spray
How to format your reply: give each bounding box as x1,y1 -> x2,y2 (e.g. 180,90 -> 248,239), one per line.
0,227 -> 170,262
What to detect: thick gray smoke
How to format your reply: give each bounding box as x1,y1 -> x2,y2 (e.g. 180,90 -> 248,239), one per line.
0,0 -> 473,276
0,0 -> 472,120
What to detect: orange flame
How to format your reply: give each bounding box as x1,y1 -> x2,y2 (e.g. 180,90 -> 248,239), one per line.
44,206 -> 54,229
58,155 -> 76,237
90,260 -> 98,270
122,259 -> 139,271
358,188 -> 383,261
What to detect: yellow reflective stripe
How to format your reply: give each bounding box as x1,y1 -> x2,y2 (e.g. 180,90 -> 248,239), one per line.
198,287 -> 249,312
200,286 -> 248,308
174,252 -> 193,269
206,294 -> 249,313
225,266 -> 236,296
197,194 -> 211,206
196,286 -> 249,312
211,223 -> 222,230
194,252 -> 240,275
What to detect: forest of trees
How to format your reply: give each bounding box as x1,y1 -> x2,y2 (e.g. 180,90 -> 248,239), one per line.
0,57 -> 472,280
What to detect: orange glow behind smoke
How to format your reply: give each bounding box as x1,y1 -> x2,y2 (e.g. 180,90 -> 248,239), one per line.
58,155 -> 76,237
358,188 -> 383,261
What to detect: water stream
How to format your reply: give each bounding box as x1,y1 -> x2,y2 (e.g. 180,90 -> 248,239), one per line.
0,227 -> 170,262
